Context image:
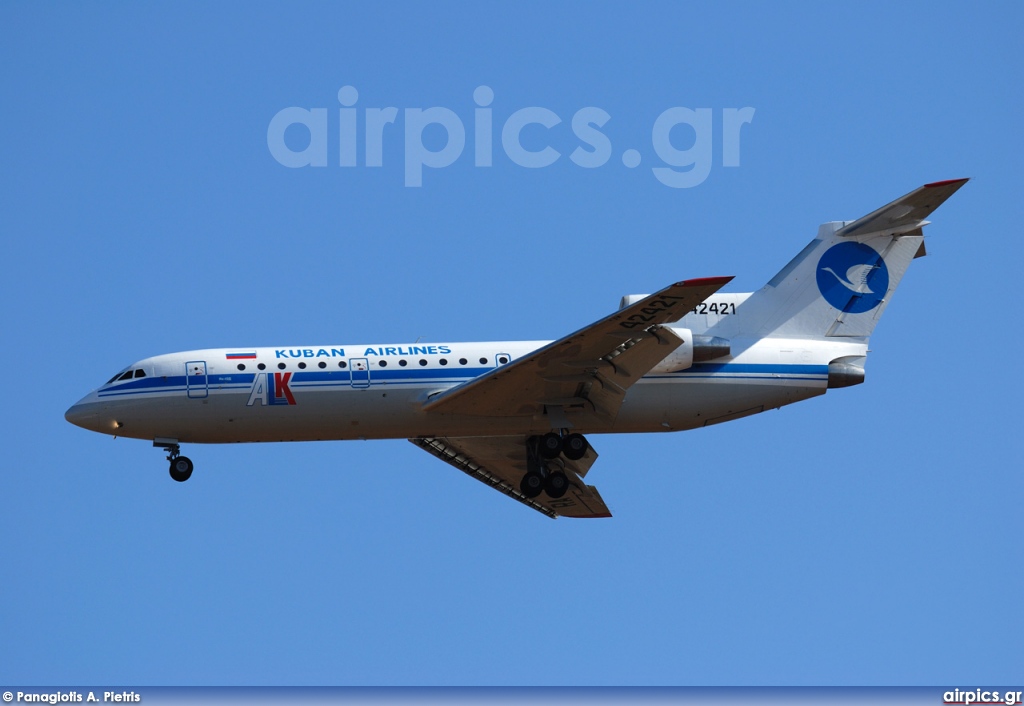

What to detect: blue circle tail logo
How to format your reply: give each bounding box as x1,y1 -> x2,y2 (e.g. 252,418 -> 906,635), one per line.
816,242 -> 889,314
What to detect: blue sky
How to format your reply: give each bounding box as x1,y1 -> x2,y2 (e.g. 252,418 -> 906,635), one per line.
1,1 -> 1021,686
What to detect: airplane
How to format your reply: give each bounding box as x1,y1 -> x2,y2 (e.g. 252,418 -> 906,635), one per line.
65,179 -> 968,518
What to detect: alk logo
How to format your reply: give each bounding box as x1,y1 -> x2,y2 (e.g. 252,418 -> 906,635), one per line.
816,241 -> 889,313
246,372 -> 296,406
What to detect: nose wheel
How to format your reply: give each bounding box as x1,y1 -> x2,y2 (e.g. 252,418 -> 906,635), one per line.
155,439 -> 194,482
169,455 -> 194,482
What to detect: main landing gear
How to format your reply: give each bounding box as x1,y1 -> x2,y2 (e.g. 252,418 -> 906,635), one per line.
519,432 -> 589,500
155,439 -> 193,482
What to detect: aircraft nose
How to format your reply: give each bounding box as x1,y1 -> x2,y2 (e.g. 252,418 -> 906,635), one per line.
64,401 -> 97,429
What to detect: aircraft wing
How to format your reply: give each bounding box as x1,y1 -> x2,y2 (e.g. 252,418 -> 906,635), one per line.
836,178 -> 969,238
410,435 -> 611,518
422,277 -> 733,425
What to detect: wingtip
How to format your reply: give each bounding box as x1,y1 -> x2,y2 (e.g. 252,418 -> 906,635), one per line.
924,178 -> 970,188
679,276 -> 735,287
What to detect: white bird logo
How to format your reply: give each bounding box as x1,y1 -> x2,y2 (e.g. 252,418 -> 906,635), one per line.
820,263 -> 879,295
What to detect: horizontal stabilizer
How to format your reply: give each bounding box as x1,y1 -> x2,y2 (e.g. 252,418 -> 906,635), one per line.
710,179 -> 968,340
836,178 -> 968,238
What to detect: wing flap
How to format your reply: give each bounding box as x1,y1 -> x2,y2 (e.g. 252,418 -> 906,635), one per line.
410,435 -> 611,519
422,277 -> 731,424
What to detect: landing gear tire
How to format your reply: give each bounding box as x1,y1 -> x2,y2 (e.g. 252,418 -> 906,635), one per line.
520,471 -> 545,498
539,432 -> 563,459
563,433 -> 588,461
169,456 -> 194,482
545,471 -> 569,498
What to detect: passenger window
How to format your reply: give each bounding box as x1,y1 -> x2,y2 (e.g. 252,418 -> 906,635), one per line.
298,362 -> 307,369
257,363 -> 266,370
134,369 -> 147,378
278,363 -> 286,370
419,359 -> 428,366
379,360 -> 388,367
318,361 -> 326,369
439,358 -> 448,366
236,364 -> 246,371
339,361 -> 348,368
399,360 -> 408,367
459,358 -> 467,365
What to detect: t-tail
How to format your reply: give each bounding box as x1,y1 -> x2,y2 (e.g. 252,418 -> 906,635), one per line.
714,179 -> 968,343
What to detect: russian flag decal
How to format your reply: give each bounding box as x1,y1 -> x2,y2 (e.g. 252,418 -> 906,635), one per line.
226,352 -> 257,360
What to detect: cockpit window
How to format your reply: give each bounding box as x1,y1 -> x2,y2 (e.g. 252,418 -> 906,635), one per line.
105,368 -> 131,385
134,369 -> 146,378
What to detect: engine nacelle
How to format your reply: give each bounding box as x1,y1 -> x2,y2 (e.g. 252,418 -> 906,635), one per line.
827,355 -> 866,388
692,335 -> 731,362
648,330 -> 732,373
650,328 -> 694,373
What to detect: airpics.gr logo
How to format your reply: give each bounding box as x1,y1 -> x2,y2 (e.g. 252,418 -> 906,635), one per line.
816,241 -> 890,313
267,85 -> 755,188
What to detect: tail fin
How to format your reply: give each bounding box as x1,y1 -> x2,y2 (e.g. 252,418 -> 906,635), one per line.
717,179 -> 968,340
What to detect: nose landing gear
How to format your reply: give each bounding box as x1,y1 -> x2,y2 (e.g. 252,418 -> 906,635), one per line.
169,455 -> 194,482
154,438 -> 194,482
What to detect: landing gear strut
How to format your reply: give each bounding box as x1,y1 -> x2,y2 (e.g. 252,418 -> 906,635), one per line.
155,438 -> 193,482
519,432 -> 588,500
520,453 -> 547,498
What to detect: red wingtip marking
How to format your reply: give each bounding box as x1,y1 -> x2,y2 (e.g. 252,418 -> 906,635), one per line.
680,276 -> 734,287
924,178 -> 969,188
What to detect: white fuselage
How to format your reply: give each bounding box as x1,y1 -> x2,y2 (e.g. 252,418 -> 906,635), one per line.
65,332 -> 865,444
60,179 -> 966,514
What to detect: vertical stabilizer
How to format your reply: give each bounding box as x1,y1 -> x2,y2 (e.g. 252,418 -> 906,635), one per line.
714,179 -> 967,341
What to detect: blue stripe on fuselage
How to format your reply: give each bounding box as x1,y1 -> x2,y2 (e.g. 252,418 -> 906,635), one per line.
680,363 -> 828,375
95,363 -> 829,399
